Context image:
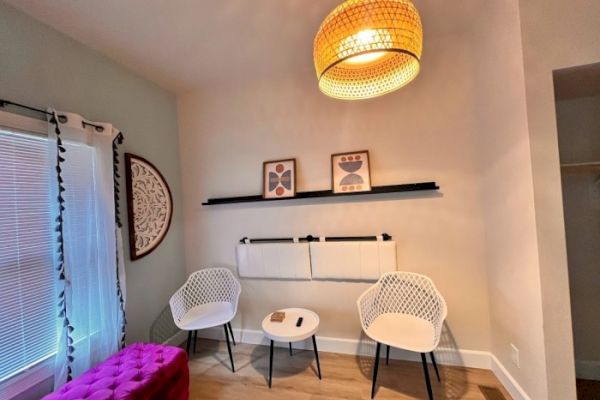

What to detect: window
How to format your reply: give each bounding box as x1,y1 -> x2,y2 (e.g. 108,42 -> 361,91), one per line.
0,127 -> 56,382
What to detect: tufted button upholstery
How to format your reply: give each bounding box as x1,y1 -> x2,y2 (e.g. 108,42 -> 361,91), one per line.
42,344 -> 189,400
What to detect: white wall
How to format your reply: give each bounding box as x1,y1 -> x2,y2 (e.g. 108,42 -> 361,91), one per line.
518,0 -> 600,398
0,3 -> 187,345
177,0 -> 540,370
474,1 -> 549,399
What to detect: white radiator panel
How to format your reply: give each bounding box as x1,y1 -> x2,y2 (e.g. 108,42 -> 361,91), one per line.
236,243 -> 311,280
310,241 -> 397,280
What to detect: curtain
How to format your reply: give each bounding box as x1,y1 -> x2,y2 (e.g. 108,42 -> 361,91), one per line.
48,111 -> 126,387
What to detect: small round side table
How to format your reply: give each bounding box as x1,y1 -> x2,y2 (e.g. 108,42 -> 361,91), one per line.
261,307 -> 322,388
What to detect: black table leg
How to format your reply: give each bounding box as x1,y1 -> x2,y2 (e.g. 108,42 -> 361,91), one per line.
269,340 -> 274,388
371,342 -> 381,399
289,342 -> 293,356
312,335 -> 322,380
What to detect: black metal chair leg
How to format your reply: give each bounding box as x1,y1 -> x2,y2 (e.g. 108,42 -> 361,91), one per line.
268,340 -> 274,388
193,330 -> 198,353
185,331 -> 192,355
227,322 -> 236,346
223,324 -> 235,373
312,335 -> 322,380
289,342 -> 293,356
430,351 -> 440,382
371,342 -> 381,399
386,345 -> 390,365
421,353 -> 434,400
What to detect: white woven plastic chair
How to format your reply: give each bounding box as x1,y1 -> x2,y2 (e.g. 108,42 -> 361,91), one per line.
169,267 -> 241,372
357,271 -> 447,399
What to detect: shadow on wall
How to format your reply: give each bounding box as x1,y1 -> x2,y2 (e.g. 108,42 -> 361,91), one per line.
149,304 -> 180,344
355,324 -> 467,399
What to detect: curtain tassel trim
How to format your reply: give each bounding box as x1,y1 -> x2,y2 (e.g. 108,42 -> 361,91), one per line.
112,132 -> 127,349
50,113 -> 75,382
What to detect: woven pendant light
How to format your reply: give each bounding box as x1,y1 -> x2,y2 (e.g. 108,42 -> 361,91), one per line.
313,0 -> 423,100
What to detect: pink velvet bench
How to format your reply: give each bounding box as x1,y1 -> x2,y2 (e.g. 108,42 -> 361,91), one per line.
43,343 -> 189,400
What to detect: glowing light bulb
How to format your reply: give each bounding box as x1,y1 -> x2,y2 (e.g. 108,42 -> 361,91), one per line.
338,29 -> 391,65
345,51 -> 386,64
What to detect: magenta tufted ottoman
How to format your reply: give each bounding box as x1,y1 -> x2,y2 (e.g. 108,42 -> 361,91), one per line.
43,343 -> 189,400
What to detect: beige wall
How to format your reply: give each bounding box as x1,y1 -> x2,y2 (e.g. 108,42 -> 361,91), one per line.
474,1 -> 549,398
518,0 -> 600,398
556,95 -> 600,369
177,0 -> 538,365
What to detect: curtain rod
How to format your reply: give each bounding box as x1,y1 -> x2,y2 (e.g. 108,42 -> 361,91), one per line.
0,98 -> 106,132
240,233 -> 392,244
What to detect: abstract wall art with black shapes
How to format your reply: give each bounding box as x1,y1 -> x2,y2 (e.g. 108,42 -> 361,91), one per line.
331,150 -> 371,193
125,153 -> 173,260
263,158 -> 296,199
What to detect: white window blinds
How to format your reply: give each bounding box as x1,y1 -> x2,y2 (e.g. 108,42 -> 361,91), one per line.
0,128 -> 56,382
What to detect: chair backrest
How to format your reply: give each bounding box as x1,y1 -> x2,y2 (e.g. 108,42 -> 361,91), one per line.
357,271 -> 447,345
169,268 -> 241,325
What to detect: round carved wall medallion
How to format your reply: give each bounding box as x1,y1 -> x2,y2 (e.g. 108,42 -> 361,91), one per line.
125,153 -> 173,260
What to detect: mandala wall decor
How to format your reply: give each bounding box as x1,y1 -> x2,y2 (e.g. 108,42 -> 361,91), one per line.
125,153 -> 173,260
331,150 -> 371,194
263,158 -> 296,199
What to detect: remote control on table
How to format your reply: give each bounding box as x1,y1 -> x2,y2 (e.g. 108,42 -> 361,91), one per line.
296,317 -> 303,327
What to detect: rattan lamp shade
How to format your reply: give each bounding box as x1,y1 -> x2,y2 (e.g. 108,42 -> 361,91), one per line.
313,0 -> 423,100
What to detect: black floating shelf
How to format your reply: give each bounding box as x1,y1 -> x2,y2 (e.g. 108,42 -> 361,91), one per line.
202,182 -> 439,206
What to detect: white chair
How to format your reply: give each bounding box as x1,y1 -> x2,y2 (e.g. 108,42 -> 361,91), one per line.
169,267 -> 241,372
357,272 -> 447,399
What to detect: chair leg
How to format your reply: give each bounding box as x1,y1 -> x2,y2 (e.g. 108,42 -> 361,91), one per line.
185,331 -> 192,355
223,324 -> 235,373
227,322 -> 236,346
371,342 -> 381,399
289,342 -> 293,356
430,351 -> 440,382
312,335 -> 322,380
420,353 -> 434,400
193,330 -> 198,353
386,345 -> 390,365
269,340 -> 274,388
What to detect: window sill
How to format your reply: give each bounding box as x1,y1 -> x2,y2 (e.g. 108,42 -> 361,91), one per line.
0,356 -> 54,400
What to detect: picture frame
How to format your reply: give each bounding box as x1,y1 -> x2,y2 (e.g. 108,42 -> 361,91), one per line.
331,150 -> 371,194
263,158 -> 296,199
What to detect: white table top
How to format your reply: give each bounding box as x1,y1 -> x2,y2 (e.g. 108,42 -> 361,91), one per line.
262,308 -> 319,342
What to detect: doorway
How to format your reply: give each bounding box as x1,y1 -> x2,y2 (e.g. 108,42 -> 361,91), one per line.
554,62 -> 600,400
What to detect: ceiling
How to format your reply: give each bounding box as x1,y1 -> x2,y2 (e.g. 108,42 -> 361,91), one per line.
5,0 -> 483,94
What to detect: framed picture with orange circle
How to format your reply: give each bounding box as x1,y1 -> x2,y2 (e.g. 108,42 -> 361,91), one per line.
331,150 -> 371,194
263,158 -> 296,199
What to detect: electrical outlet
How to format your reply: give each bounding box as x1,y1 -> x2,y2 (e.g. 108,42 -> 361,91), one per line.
510,343 -> 520,368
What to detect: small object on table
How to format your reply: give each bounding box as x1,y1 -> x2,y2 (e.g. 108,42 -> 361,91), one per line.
262,308 -> 321,388
270,311 -> 286,322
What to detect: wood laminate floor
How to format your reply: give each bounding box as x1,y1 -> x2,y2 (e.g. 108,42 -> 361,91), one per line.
188,338 -> 512,400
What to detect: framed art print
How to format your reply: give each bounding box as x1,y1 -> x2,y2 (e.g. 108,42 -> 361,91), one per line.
331,150 -> 371,194
263,158 -> 296,199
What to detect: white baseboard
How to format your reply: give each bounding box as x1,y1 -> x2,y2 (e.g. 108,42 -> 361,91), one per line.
188,326 -> 529,400
490,354 -> 531,400
576,359 -> 600,381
